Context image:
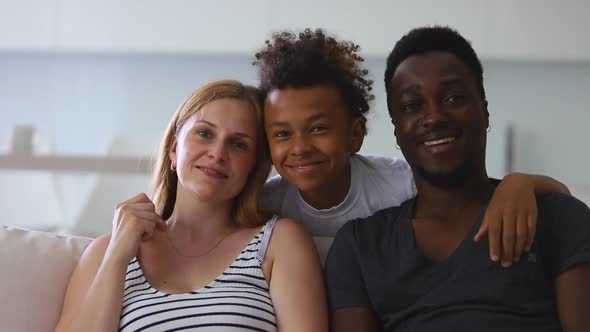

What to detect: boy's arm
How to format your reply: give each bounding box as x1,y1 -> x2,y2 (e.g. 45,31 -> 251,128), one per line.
526,174 -> 570,195
475,173 -> 570,268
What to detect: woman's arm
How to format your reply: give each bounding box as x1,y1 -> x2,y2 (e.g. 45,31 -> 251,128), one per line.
265,218 -> 329,332
54,234 -> 127,332
54,193 -> 166,332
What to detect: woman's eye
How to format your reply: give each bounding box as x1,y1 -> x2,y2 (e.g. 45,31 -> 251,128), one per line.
232,141 -> 248,151
197,130 -> 212,138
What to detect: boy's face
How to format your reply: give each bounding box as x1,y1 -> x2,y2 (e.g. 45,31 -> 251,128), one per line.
264,85 -> 365,194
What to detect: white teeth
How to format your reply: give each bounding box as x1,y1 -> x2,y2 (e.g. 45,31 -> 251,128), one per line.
424,137 -> 455,146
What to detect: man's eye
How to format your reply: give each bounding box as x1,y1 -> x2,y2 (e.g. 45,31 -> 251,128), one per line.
402,102 -> 421,112
445,95 -> 464,103
311,126 -> 327,133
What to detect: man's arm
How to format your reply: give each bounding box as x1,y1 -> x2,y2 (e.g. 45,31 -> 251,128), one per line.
541,193 -> 590,331
332,308 -> 381,332
555,264 -> 590,332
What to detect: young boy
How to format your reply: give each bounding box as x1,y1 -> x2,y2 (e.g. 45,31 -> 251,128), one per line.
253,28 -> 569,265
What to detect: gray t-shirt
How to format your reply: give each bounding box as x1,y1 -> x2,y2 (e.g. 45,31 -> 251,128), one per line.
262,154 -> 416,237
262,154 -> 416,263
325,193 -> 590,331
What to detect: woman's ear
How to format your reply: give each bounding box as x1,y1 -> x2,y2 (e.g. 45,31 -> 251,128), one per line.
169,137 -> 178,164
350,117 -> 367,153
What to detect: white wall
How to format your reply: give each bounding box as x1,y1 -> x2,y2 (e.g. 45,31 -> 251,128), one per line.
1,52 -> 589,185
2,53 -> 589,233
0,53 -> 258,155
2,0 -> 590,62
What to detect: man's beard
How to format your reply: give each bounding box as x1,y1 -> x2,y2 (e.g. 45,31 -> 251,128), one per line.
412,160 -> 474,189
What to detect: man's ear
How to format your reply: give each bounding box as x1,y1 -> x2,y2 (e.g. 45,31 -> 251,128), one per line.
393,126 -> 400,146
483,100 -> 490,129
351,117 -> 367,153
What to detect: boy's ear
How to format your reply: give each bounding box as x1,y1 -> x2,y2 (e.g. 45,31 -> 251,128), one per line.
351,117 -> 367,153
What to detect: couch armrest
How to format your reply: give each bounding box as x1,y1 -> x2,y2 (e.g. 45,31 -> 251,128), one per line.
0,225 -> 92,332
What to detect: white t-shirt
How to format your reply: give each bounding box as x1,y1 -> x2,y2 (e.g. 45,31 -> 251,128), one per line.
262,154 -> 416,237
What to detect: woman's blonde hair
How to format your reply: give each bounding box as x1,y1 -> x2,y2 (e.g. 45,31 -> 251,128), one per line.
151,80 -> 271,227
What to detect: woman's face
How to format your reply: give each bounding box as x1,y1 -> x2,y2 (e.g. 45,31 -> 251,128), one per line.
170,98 -> 258,203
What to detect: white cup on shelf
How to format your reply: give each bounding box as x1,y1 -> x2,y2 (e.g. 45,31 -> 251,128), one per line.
11,125 -> 35,156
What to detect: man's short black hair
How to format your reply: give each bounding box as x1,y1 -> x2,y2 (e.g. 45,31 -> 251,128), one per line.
253,28 -> 374,120
384,26 -> 486,116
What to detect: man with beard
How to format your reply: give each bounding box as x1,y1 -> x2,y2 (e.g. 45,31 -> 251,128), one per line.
324,26 -> 590,332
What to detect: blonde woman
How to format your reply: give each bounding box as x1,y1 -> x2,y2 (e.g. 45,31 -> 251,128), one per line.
55,80 -> 327,332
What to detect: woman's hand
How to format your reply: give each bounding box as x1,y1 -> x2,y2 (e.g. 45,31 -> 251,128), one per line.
104,193 -> 167,266
474,174 -> 537,268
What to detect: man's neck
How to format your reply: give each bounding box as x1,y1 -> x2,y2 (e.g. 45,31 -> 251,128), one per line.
414,173 -> 495,221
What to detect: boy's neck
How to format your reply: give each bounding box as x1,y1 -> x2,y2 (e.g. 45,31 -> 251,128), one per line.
299,164 -> 352,210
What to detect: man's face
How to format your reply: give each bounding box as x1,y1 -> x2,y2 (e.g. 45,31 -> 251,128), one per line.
388,51 -> 489,188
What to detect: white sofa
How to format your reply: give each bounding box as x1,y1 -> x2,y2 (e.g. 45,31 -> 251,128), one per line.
0,224 -> 334,332
0,225 -> 92,332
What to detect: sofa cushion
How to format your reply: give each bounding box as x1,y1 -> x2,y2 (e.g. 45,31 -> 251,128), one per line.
0,225 -> 92,332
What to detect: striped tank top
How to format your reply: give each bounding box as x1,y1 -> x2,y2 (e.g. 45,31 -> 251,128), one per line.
119,216 -> 278,332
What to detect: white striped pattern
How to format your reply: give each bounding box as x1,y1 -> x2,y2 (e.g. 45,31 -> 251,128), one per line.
119,226 -> 277,331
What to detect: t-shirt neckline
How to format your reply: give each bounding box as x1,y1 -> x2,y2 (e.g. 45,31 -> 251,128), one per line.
295,157 -> 361,218
399,196 -> 489,266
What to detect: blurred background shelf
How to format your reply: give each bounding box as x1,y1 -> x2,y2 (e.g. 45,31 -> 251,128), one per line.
0,154 -> 152,174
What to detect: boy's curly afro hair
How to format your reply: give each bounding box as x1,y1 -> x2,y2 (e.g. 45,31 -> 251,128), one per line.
253,28 -> 374,120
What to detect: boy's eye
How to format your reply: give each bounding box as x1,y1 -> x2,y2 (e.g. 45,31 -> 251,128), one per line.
273,130 -> 290,138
